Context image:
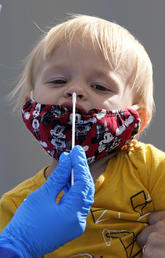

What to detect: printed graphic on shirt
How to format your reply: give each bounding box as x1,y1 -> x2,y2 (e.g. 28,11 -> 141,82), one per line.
90,208 -> 123,224
89,190 -> 152,258
90,208 -> 110,224
102,228 -> 141,258
130,190 -> 152,222
90,209 -> 141,257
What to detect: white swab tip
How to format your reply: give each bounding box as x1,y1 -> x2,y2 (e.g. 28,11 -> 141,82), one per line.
72,92 -> 77,103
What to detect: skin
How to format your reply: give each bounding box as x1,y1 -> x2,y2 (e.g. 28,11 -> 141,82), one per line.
137,211 -> 165,257
32,39 -> 135,182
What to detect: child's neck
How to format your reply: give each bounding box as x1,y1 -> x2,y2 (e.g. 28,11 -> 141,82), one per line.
45,152 -> 117,183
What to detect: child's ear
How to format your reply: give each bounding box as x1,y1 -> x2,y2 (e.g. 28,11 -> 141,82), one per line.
24,96 -> 30,103
25,96 -> 30,102
24,92 -> 31,103
24,91 -> 33,102
137,108 -> 151,134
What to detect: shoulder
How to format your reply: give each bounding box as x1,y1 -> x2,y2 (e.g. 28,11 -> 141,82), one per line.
129,141 -> 165,166
132,143 -> 165,210
126,141 -> 165,190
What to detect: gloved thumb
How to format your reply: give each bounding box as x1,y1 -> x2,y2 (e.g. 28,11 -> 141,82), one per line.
42,152 -> 72,198
61,146 -> 95,208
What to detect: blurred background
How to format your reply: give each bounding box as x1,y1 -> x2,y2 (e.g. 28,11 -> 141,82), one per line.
0,0 -> 165,196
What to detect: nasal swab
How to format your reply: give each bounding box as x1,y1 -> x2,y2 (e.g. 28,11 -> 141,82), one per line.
71,92 -> 77,186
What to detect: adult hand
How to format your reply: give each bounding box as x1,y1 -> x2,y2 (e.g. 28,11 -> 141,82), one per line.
137,211 -> 165,257
0,145 -> 95,258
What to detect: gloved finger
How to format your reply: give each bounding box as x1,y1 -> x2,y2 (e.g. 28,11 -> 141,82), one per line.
71,145 -> 94,187
85,177 -> 95,206
42,152 -> 72,198
64,145 -> 94,204
63,182 -> 71,193
59,151 -> 69,162
60,153 -> 71,193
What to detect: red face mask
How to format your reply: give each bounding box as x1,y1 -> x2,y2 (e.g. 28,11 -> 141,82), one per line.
22,100 -> 140,164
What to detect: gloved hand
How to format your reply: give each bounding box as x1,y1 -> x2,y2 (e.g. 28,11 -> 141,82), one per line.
0,145 -> 94,258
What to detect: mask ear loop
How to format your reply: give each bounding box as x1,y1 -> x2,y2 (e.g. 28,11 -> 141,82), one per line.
121,104 -> 140,151
71,92 -> 77,186
131,104 -> 140,110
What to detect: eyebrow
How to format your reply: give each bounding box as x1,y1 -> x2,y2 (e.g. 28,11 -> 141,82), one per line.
42,64 -> 69,74
41,65 -> 70,82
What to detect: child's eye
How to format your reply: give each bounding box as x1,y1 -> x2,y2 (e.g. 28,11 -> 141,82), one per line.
49,79 -> 67,84
92,84 -> 108,91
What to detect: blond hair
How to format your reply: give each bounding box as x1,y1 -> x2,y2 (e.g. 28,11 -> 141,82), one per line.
10,14 -> 154,128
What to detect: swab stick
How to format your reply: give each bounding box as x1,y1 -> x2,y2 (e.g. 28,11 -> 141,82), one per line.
71,92 -> 77,186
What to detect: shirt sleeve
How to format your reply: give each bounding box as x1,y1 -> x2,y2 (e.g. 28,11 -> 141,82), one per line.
147,144 -> 165,210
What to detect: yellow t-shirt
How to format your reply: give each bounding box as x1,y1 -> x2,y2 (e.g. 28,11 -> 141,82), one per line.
1,141 -> 165,258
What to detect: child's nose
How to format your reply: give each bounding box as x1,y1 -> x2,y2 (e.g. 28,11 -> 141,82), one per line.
63,83 -> 87,100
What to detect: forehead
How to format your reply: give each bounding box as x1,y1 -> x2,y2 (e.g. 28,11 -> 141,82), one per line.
45,39 -> 108,67
34,39 -> 107,77
33,35 -> 137,86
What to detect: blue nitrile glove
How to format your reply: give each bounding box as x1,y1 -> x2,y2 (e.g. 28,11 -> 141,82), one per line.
0,145 -> 95,258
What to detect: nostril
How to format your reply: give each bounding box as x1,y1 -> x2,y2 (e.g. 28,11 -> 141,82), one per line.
67,93 -> 73,97
67,92 -> 84,99
76,93 -> 85,99
77,94 -> 83,99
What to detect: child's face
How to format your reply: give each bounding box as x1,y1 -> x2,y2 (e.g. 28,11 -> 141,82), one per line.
33,39 -> 135,112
